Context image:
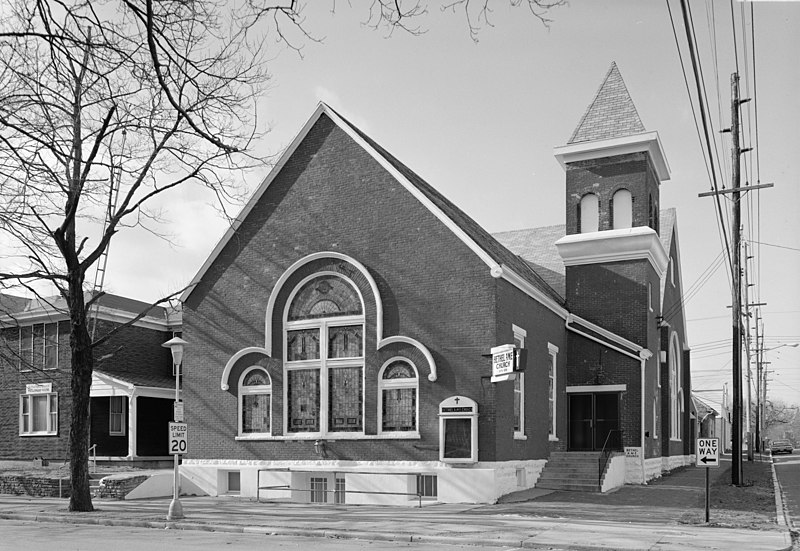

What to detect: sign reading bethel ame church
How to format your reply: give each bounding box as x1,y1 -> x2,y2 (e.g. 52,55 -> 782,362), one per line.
490,344 -> 526,383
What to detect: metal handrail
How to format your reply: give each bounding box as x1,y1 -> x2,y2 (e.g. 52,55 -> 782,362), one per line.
256,468 -> 436,508
598,429 -> 623,487
88,444 -> 97,473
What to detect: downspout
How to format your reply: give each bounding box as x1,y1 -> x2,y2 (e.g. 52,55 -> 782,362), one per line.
639,350 -> 652,484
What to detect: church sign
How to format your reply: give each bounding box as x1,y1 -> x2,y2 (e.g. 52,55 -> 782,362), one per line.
439,396 -> 478,463
491,344 -> 526,383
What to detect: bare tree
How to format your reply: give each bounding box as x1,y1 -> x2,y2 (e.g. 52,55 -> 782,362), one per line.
0,0 -> 563,513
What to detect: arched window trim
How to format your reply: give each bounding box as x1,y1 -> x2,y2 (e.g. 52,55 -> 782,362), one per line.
283,271 -> 366,437
377,357 -> 420,436
669,332 -> 681,441
238,366 -> 272,437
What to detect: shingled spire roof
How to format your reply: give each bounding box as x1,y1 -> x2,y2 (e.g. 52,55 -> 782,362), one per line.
568,62 -> 646,144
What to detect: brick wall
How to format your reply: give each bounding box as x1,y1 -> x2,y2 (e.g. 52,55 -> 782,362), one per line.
0,475 -> 71,497
564,152 -> 660,235
183,114 -> 501,463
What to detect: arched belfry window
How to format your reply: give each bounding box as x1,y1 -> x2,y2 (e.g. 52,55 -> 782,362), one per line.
285,273 -> 365,435
378,359 -> 419,433
579,193 -> 599,233
612,189 -> 633,229
239,367 -> 271,436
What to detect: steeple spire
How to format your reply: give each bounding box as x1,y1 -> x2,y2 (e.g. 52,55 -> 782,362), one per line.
568,62 -> 646,144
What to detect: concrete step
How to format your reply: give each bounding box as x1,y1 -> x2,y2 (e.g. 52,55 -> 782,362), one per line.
537,480 -> 600,492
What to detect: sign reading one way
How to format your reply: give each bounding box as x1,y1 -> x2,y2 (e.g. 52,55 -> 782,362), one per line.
696,437 -> 720,468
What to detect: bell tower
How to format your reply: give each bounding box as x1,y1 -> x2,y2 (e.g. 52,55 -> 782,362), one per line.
554,63 -> 670,344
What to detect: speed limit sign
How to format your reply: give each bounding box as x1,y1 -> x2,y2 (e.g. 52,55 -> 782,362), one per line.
168,422 -> 188,455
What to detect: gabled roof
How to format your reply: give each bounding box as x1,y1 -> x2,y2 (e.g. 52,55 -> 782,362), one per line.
181,103 -> 565,313
569,62 -> 646,144
494,210 -> 681,309
95,368 -> 175,389
0,291 -> 180,329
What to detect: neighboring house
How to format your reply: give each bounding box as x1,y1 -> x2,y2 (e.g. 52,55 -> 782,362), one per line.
693,395 -> 719,438
0,292 -> 181,464
178,62 -> 693,504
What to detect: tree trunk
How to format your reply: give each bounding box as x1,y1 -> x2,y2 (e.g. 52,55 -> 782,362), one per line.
67,278 -> 94,512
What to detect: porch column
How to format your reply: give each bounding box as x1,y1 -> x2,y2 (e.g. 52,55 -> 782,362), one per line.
128,390 -> 138,458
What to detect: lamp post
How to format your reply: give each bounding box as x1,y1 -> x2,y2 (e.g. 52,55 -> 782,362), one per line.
162,336 -> 188,521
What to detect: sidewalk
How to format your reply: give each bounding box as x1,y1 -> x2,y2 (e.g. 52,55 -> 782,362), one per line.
0,459 -> 793,551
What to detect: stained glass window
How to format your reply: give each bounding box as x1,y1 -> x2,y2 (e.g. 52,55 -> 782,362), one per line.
329,367 -> 362,432
285,273 -> 364,435
288,369 -> 320,432
288,275 -> 362,321
379,360 -> 418,433
239,368 -> 271,435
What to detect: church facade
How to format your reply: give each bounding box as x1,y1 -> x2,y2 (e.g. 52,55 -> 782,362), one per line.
179,63 -> 692,504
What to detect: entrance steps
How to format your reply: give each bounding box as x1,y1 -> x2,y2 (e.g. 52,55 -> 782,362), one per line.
536,452 -> 606,492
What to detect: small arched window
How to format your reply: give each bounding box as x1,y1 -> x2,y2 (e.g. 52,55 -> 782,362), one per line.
579,193 -> 599,233
612,189 -> 633,229
239,367 -> 272,436
378,359 -> 418,433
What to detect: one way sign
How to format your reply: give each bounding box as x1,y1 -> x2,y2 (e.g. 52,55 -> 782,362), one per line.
696,437 -> 720,468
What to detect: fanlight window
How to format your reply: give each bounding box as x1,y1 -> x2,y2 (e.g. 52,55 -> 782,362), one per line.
288,275 -> 363,321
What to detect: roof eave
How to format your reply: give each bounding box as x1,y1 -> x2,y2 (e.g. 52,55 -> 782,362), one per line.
553,131 -> 671,182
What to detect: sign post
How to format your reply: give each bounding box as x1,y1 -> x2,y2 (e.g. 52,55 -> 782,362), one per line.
696,437 -> 720,522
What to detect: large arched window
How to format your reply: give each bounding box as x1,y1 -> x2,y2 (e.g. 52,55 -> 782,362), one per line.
378,358 -> 419,434
239,367 -> 271,436
669,333 -> 681,440
612,189 -> 633,229
284,273 -> 364,435
579,193 -> 599,233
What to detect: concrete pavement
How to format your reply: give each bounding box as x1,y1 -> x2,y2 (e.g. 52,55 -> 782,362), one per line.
0,456 -> 793,551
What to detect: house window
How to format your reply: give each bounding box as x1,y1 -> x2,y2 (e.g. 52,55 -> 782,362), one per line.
334,477 -> 346,504
18,323 -> 58,372
20,392 -> 58,435
109,396 -> 126,436
285,274 -> 364,436
379,359 -> 418,433
612,189 -> 633,229
310,477 -> 328,503
416,474 -> 437,498
512,325 -> 527,439
579,193 -> 599,233
239,367 -> 271,436
548,343 -> 559,438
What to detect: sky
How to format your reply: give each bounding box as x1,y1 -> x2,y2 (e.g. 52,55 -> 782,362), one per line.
43,2 -> 800,408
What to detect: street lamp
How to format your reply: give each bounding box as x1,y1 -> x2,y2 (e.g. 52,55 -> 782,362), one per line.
162,336 -> 188,521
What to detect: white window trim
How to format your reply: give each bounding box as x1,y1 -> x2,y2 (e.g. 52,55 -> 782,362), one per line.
512,324 -> 527,440
239,366 -> 272,437
377,357 -> 420,437
283,272 -> 366,438
669,332 -> 681,440
548,343 -> 559,441
109,396 -> 126,436
19,391 -> 58,436
648,282 -> 653,312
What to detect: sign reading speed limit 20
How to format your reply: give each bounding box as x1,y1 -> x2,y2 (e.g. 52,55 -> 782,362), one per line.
168,422 -> 188,455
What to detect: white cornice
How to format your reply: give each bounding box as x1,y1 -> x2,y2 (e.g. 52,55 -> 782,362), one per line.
553,131 -> 670,182
555,226 -> 669,277
0,305 -> 178,331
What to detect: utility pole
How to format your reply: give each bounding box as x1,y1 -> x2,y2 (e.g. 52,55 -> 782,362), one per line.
697,74 -> 774,485
730,72 -> 743,486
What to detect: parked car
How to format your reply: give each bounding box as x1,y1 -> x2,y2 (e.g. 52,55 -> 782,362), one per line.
770,440 -> 793,455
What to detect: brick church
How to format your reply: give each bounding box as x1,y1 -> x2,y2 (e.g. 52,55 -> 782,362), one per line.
179,63 -> 692,504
